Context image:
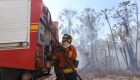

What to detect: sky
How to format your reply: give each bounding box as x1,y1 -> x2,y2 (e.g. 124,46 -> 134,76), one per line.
43,0 -> 140,39
43,0 -> 123,21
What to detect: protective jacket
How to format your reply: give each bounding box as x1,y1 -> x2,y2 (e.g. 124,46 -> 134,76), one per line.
58,45 -> 77,73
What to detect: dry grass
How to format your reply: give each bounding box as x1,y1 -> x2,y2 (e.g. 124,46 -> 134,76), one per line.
36,74 -> 140,80
81,75 -> 140,80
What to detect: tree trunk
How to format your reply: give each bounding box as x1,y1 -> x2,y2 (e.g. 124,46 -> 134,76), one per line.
104,12 -> 121,70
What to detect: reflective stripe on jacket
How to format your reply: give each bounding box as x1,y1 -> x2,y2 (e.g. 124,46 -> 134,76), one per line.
62,67 -> 77,73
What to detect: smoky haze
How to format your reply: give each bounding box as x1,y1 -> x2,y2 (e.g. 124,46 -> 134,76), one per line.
44,0 -> 140,78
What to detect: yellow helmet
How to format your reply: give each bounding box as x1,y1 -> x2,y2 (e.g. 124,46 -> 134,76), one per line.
62,34 -> 72,43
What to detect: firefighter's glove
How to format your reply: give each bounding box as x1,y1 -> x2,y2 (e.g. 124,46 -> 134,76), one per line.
59,46 -> 65,52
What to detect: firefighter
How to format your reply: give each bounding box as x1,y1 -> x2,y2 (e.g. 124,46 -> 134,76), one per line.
58,34 -> 77,80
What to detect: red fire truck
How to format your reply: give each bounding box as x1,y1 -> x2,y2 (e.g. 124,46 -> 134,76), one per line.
0,0 -> 58,79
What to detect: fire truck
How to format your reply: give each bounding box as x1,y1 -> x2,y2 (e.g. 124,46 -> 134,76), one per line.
0,0 -> 58,79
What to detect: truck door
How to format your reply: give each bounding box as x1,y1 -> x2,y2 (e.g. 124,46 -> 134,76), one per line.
0,0 -> 31,49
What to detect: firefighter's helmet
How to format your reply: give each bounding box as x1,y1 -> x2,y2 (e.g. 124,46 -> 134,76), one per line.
62,34 -> 72,44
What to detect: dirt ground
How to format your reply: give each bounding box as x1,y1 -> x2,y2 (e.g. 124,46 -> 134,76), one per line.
37,74 -> 140,80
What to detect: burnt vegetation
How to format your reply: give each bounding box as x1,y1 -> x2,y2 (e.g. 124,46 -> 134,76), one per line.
58,0 -> 140,78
